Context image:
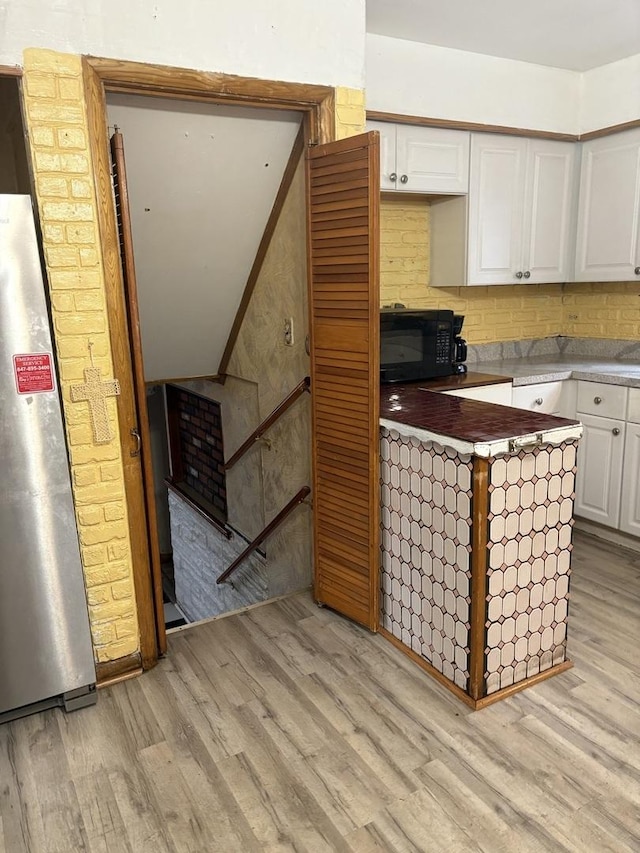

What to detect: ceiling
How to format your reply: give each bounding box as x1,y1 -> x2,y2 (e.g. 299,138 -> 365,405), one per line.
366,0 -> 640,71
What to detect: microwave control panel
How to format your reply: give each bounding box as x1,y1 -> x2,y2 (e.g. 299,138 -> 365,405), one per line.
435,324 -> 451,363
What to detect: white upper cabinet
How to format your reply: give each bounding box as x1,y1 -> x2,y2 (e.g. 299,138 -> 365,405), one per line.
367,120 -> 470,194
574,127 -> 640,281
467,135 -> 525,285
466,134 -> 578,286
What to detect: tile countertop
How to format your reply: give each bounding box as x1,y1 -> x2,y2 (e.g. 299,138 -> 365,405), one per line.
380,384 -> 582,458
472,355 -> 640,388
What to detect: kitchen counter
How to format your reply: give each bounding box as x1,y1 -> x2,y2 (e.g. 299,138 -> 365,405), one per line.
472,355 -> 640,388
378,381 -> 581,709
380,382 -> 581,458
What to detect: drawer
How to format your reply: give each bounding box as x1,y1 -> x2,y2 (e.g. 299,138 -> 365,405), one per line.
441,382 -> 512,405
512,381 -> 564,415
628,387 -> 640,424
576,381 -> 628,419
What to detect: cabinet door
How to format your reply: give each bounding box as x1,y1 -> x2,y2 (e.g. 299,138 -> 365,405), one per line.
620,424 -> 640,537
574,413 -> 625,528
367,120 -> 397,191
467,134 -> 526,285
574,128 -> 640,281
522,140 -> 577,283
396,125 -> 469,194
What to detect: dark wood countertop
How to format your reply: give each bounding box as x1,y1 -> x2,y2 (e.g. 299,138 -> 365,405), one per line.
396,371 -> 514,392
380,383 -> 580,444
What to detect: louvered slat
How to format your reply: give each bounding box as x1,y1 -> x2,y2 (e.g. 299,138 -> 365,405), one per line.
307,131 -> 380,630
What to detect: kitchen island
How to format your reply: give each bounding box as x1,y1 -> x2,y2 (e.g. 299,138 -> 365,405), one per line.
379,381 -> 583,709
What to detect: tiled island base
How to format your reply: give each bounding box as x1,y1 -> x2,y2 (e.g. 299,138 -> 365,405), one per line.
380,425 -> 579,709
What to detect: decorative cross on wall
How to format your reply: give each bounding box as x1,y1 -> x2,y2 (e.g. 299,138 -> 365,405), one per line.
69,342 -> 121,444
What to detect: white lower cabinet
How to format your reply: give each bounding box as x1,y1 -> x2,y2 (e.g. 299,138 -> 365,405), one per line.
440,382 -> 512,405
574,413 -> 626,528
620,423 -> 640,537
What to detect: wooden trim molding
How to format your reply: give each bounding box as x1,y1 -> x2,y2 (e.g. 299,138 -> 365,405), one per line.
85,56 -> 334,109
469,458 -> 490,701
367,109 -> 640,143
0,65 -> 22,77
473,660 -> 574,709
218,127 -> 306,377
366,110 -> 578,141
381,628 -> 573,711
85,57 -> 335,143
96,651 -> 143,687
82,57 -> 160,671
380,628 -> 477,709
578,119 -> 640,141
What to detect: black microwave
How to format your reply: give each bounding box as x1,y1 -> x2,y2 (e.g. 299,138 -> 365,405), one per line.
380,308 -> 466,384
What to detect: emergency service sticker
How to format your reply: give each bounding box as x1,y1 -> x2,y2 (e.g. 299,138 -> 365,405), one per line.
13,353 -> 55,394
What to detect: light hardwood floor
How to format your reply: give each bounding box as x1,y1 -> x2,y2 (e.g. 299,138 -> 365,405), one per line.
1,531 -> 639,853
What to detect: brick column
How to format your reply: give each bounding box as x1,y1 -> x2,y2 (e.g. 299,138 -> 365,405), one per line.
22,49 -> 140,663
335,86 -> 366,139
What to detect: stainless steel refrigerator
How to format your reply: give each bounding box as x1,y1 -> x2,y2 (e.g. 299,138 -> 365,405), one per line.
0,194 -> 97,724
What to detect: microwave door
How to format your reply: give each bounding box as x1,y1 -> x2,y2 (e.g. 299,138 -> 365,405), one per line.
380,326 -> 423,367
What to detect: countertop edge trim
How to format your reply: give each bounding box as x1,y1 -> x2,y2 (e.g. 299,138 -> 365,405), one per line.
478,368 -> 640,388
380,419 -> 583,457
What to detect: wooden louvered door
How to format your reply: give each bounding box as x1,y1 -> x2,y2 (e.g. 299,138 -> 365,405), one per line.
307,132 -> 380,630
110,130 -> 166,658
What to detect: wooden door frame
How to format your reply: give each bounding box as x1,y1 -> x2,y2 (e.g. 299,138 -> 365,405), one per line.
81,56 -> 336,672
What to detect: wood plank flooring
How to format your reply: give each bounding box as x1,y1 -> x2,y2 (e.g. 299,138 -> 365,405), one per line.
1,530 -> 639,852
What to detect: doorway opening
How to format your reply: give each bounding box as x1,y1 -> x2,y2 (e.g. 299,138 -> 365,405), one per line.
0,75 -> 31,195
104,88 -> 312,633
83,57 -> 339,667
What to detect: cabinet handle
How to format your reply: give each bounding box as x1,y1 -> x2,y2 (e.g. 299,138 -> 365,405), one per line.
594,396 -> 602,404
400,174 -> 408,184
515,271 -> 524,279
523,270 -> 531,279
534,397 -> 543,405
612,427 -> 620,436
389,172 -> 397,182
635,266 -> 640,275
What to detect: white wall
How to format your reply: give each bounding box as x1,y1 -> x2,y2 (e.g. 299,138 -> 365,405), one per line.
107,95 -> 301,382
580,54 -> 640,134
0,0 -> 366,88
366,34 -> 581,134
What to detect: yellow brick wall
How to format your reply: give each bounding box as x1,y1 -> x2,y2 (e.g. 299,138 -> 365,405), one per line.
335,87 -> 366,139
22,49 -> 139,663
563,281 -> 640,339
379,196 -> 640,343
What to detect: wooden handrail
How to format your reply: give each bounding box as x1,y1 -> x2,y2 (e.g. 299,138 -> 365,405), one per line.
223,376 -> 310,471
216,486 -> 311,584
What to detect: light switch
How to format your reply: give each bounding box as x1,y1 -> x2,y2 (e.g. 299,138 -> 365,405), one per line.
284,317 -> 294,346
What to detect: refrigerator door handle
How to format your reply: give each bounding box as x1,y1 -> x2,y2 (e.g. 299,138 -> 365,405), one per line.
130,427 -> 141,457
